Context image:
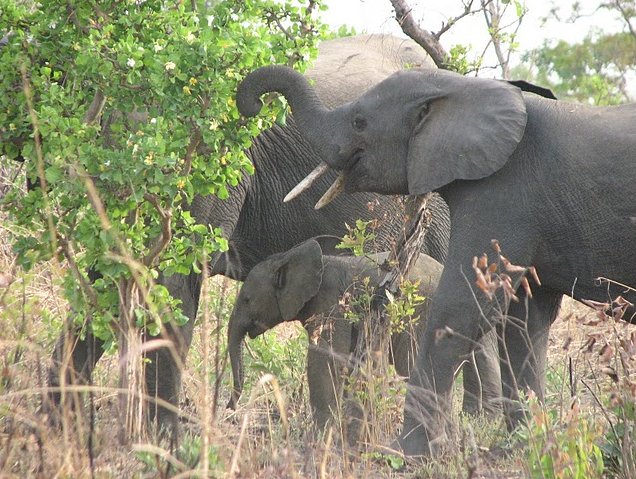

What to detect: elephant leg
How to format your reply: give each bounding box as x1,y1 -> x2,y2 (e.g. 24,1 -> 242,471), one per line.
47,267 -> 105,418
390,323 -> 419,379
306,317 -> 353,434
145,272 -> 201,432
461,328 -> 502,415
498,289 -> 562,430
47,326 -> 105,418
398,300 -> 481,456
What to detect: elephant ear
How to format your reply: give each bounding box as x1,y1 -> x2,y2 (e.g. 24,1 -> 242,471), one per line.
274,239 -> 324,321
312,235 -> 345,256
407,72 -> 528,195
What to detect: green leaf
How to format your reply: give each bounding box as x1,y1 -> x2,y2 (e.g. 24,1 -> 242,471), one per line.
45,165 -> 63,183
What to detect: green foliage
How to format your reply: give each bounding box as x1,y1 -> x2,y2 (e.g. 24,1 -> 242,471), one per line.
520,32 -> 636,105
0,0 -> 324,345
445,44 -> 482,75
385,279 -> 425,335
336,219 -> 377,257
364,452 -> 405,471
600,393 -> 636,477
323,24 -> 358,40
245,325 -> 307,400
135,430 -> 223,476
520,394 -> 605,479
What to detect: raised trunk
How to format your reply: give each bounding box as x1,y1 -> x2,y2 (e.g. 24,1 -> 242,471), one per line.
237,65 -> 338,164
227,314 -> 247,410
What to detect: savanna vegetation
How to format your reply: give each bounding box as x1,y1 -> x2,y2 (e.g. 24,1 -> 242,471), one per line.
1,0 -> 635,477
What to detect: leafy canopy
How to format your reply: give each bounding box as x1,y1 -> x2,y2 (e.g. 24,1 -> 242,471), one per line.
0,0 -> 325,348
520,32 -> 636,105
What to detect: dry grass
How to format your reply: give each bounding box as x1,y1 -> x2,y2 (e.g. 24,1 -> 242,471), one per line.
1,204 -> 634,478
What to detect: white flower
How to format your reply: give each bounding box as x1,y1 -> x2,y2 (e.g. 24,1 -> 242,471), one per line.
165,61 -> 176,71
206,15 -> 215,27
150,117 -> 157,125
127,58 -> 136,68
185,32 -> 196,44
153,43 -> 164,53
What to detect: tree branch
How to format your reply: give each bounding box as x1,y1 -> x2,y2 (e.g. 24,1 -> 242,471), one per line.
612,0 -> 636,39
434,0 -> 484,40
83,90 -> 106,125
390,0 -> 449,68
142,193 -> 172,267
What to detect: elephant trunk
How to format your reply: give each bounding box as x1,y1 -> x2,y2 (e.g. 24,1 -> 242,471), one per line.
237,65 -> 339,164
237,65 -> 345,207
227,313 -> 248,410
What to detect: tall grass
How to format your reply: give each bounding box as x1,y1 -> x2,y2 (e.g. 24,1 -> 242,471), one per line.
2,164 -> 635,477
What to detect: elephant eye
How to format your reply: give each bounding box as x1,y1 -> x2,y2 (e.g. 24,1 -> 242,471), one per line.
352,116 -> 367,132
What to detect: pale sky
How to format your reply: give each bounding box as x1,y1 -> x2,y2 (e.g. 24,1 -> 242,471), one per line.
320,0 -> 625,76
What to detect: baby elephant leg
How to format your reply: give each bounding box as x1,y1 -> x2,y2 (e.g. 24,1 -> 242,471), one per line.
305,317 -> 354,434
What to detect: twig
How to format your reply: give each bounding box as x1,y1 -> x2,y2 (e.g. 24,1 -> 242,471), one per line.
613,0 -> 636,39
180,129 -> 202,177
434,0 -> 483,40
142,193 -> 172,267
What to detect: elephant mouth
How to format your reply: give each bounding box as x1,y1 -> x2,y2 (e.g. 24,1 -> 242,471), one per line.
248,323 -> 268,339
284,151 -> 363,209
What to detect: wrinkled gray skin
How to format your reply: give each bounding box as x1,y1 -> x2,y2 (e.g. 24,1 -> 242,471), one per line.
236,65 -> 636,456
47,36 -> 498,431
228,239 -> 458,441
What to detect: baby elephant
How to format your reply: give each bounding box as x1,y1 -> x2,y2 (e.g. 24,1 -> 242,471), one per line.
226,237 -> 442,432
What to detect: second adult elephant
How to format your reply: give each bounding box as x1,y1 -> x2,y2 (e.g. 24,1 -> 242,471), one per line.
236,65 -> 636,456
47,35 -> 498,429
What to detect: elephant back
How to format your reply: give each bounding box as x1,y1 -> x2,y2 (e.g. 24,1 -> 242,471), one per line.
309,34 -> 434,109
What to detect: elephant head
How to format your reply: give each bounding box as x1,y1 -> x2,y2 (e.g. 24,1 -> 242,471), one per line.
227,239 -> 324,409
236,67 -> 528,204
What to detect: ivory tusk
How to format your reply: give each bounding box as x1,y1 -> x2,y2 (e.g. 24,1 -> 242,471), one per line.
284,162 -> 330,203
315,174 -> 345,210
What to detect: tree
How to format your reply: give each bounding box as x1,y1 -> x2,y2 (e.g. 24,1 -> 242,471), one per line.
389,0 -> 526,77
517,2 -> 636,104
0,0 -> 323,434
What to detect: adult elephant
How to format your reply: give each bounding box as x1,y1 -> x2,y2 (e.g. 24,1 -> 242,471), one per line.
235,65 -> 636,456
48,35 -> 500,431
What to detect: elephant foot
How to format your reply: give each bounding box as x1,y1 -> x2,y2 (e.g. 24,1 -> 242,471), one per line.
393,419 -> 450,458
503,399 -> 528,432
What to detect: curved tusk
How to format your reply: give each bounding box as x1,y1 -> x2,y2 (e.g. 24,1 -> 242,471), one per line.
284,162 -> 330,203
315,174 -> 345,210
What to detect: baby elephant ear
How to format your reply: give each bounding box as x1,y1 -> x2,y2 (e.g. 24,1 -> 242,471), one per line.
274,239 -> 324,321
407,72 -> 528,195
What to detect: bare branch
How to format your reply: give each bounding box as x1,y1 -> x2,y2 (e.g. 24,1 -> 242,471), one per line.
433,0 -> 485,40
390,0 -> 449,68
612,0 -> 636,39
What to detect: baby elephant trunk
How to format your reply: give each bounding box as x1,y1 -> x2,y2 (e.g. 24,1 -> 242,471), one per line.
227,314 -> 248,410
